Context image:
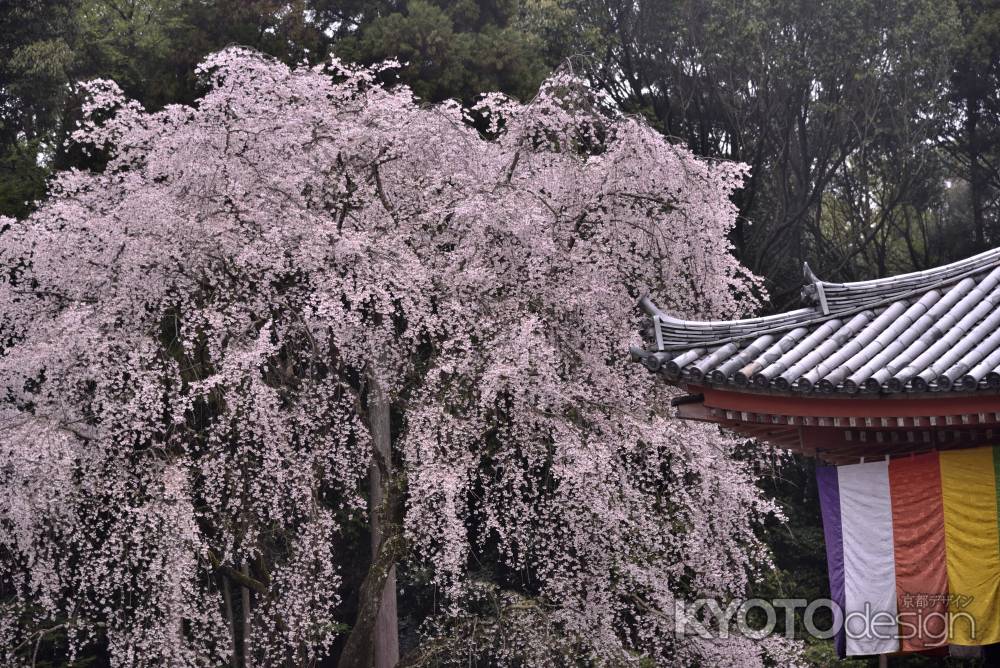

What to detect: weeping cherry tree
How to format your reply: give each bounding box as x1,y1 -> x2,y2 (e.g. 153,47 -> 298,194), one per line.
0,48 -> 800,666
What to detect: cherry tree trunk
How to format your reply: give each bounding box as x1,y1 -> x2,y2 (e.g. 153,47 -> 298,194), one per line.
241,563 -> 252,667
368,373 -> 399,668
222,577 -> 238,668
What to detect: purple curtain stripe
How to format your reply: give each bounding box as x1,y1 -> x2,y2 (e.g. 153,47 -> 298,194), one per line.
817,465 -> 847,658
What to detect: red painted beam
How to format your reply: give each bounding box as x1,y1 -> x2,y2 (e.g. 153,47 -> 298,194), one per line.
696,386 -> 1000,418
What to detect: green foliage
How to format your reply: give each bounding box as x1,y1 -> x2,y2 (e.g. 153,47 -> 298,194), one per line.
0,0 -> 80,216
336,0 -> 553,103
0,140 -> 49,218
69,0 -> 336,109
0,0 -> 79,140
0,1 -> 559,219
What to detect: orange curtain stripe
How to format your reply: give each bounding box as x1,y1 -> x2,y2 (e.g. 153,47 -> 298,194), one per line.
888,453 -> 949,652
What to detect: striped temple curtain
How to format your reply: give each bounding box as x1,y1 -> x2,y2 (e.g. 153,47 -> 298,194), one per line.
817,447 -> 1000,657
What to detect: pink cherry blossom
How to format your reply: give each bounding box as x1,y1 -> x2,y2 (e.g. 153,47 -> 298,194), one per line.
0,48 -> 798,666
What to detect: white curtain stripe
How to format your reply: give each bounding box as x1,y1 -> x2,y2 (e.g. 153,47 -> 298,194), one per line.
839,460 -> 900,656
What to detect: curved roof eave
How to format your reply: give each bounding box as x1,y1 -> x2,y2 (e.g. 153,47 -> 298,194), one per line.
636,247 -> 1000,396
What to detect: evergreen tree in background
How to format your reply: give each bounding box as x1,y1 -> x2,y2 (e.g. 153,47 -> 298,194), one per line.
1,0 -> 80,218
0,1 -> 561,220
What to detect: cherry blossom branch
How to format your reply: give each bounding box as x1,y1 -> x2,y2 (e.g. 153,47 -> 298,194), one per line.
207,551 -> 269,596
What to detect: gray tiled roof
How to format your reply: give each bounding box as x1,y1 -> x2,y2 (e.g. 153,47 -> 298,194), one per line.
632,247 -> 1000,394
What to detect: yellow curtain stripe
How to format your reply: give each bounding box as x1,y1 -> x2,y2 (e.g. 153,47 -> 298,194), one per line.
940,447 -> 1000,645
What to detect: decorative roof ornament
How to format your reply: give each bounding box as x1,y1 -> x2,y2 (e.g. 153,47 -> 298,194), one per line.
801,261 -> 829,314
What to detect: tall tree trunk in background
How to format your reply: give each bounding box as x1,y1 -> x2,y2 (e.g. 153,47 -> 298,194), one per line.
368,371 -> 399,667
967,97 -> 987,250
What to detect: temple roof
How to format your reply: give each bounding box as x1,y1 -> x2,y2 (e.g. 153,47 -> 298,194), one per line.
633,247 -> 1000,395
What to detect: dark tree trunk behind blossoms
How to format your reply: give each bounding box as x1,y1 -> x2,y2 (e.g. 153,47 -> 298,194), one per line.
368,371 -> 400,667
